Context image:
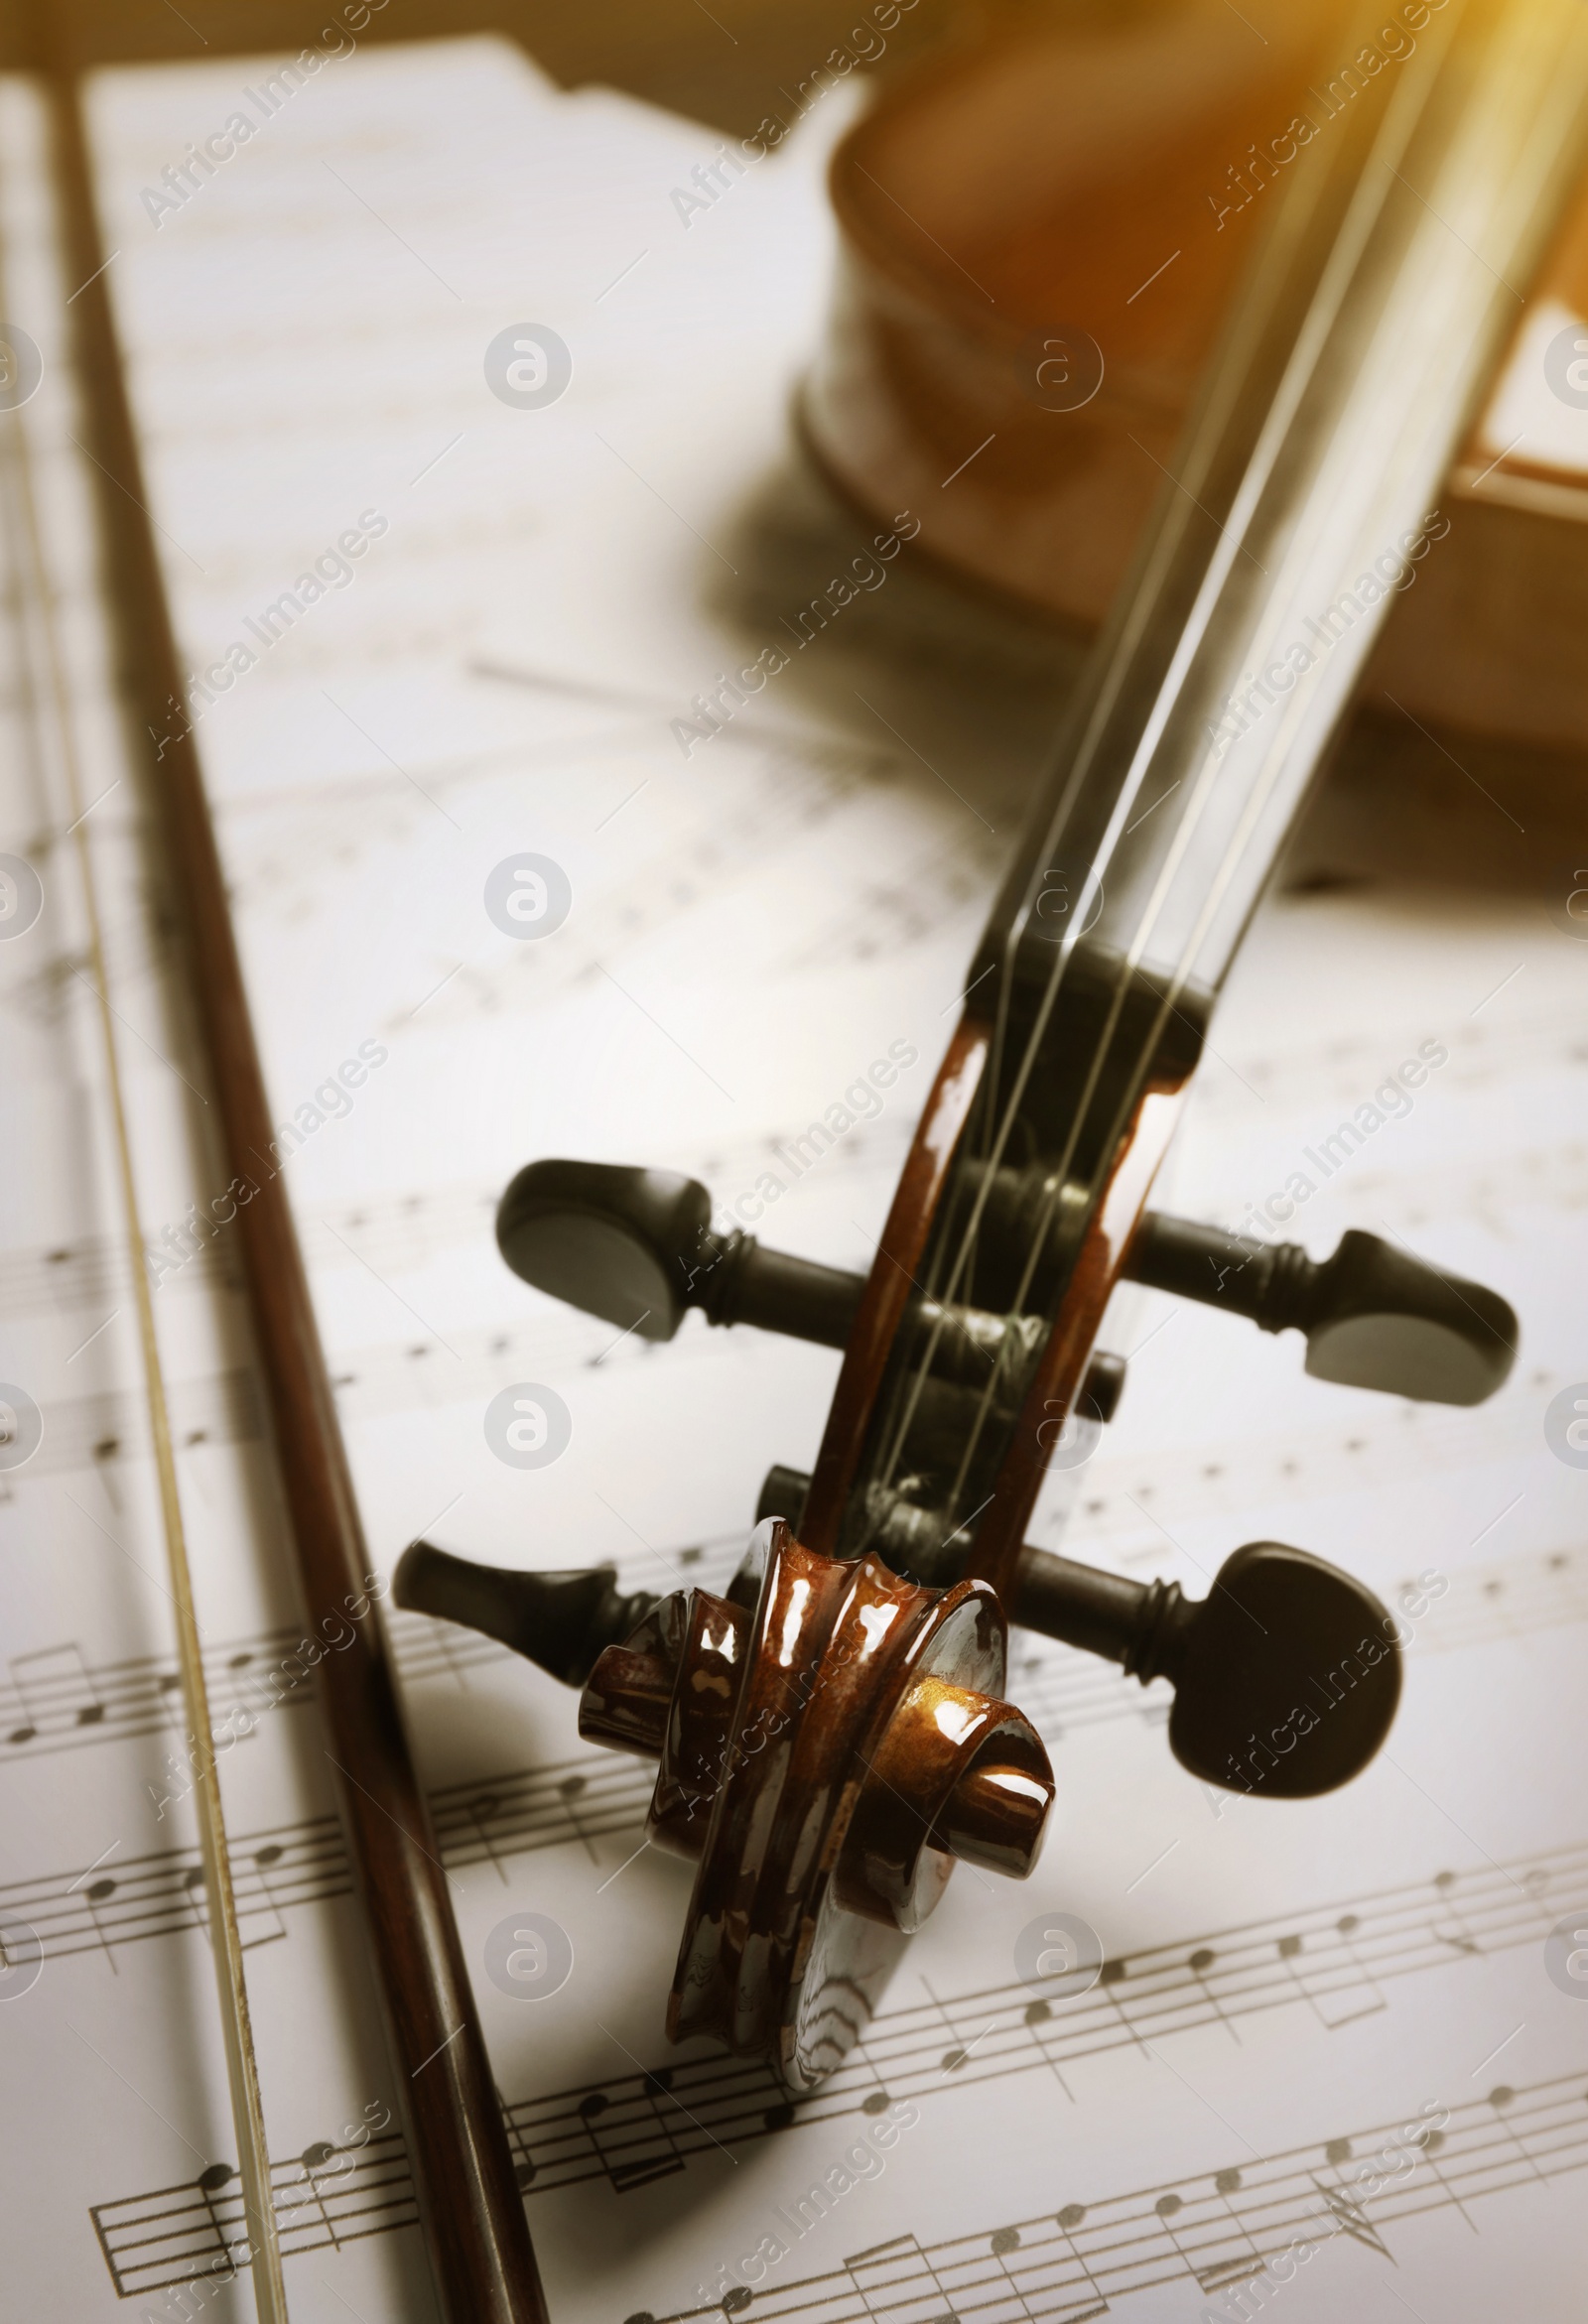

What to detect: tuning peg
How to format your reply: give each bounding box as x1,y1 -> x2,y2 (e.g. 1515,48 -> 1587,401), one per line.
495,1161 -> 715,1343
497,1157 -> 860,1344
1011,1539 -> 1400,1796
495,1156 -> 1126,1414
1123,1214 -> 1517,1405
393,1540 -> 657,1686
750,1463 -> 1393,1793
397,1523 -> 1395,1800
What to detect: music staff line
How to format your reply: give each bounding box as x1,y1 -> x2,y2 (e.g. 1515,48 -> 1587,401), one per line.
87,2024 -> 1588,2300
409,757 -> 996,1038
1174,1004 -> 1588,1126
3,1648 -> 1563,1975
80,1825 -> 1586,2222
6,1311 -> 1570,1600
0,1535 -> 742,1764
206,674 -> 926,999
0,1106 -> 911,1322
0,1313 -> 733,1486
642,2069 -> 1588,2324
5,1108 -> 1578,1341
471,1837 -> 1585,2208
5,1012 -> 1577,1344
1,1515 -> 1580,1786
385,1838 -> 1588,2198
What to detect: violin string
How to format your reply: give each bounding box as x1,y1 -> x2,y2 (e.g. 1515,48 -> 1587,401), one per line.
865,0 -> 1540,1541
926,0 -> 1584,1538
949,0 -> 1568,1393
863,71 -> 1382,1513
0,158 -> 291,2324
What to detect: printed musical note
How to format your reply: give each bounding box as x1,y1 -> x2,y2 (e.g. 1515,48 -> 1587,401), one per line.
1091,1956 -> 1151,2060
623,2072 -> 691,2193
556,1772 -> 599,1865
463,1793 -> 511,1884
0,1541 -> 749,1766
1010,1995 -> 1076,2101
844,2231 -> 964,2324
1430,1868 -> 1483,1957
5,1642 -> 103,1744
241,1844 -> 291,1949
1272,1922 -> 1387,2031
1408,2121 -> 1478,2229
77,1872 -> 121,1974
1052,2202 -> 1110,2320
573,2087 -> 687,2195
99,2068 -> 1588,2306
1186,1944 -> 1242,2044
279,2140 -> 349,2248
1195,2165 -> 1267,2297
1483,2081 -> 1552,2191
92,2117 -> 417,2297
194,2161 -> 243,2279
1323,1913 -> 1390,2025
1145,2187 -> 1201,2288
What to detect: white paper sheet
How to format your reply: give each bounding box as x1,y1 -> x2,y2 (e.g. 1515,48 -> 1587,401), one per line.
2,34 -> 1586,2324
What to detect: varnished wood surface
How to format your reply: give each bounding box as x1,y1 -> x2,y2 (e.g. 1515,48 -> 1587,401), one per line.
800,1014 -> 991,1553
639,1524 -> 1051,2087
806,0 -> 1588,753
971,1086 -> 1184,1603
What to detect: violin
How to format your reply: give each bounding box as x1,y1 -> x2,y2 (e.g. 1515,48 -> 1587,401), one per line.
803,0 -> 1588,756
397,0 -> 1579,2098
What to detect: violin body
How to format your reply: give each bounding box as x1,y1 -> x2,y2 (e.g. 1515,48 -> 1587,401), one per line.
805,0 -> 1588,754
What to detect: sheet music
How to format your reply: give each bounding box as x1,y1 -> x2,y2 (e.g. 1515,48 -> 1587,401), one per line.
2,32 -> 1587,2324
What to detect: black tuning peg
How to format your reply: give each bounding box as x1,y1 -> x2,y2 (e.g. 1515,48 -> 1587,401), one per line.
393,1540 -> 657,1687
496,1158 -> 857,1345
495,1157 -> 1127,1417
395,1528 -> 1396,1799
1124,1214 -> 1517,1405
1011,1539 -> 1400,1796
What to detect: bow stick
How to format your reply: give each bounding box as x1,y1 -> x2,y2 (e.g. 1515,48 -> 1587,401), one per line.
43,51 -> 550,2324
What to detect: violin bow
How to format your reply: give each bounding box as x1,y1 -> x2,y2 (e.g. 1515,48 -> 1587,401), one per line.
0,138 -> 291,2324
41,43 -> 549,2324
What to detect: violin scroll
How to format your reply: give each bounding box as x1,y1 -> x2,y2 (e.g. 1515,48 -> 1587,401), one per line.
398,1513 -> 1400,1826
403,1522 -> 1054,2089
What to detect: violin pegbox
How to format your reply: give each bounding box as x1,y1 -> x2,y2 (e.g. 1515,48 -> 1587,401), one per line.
578,1517 -> 1053,2090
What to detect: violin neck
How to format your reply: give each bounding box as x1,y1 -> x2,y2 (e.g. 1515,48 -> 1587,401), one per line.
975,0 -> 1588,1139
